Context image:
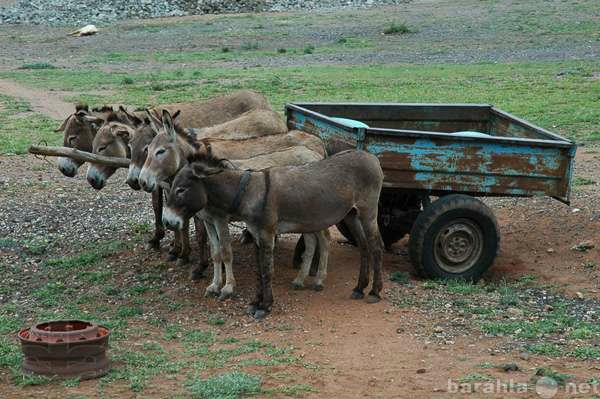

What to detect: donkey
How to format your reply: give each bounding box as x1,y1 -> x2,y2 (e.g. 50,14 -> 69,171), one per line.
139,110 -> 328,300
164,149 -> 384,319
54,105 -> 118,177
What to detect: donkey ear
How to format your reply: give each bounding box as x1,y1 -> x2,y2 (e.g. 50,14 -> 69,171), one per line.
145,109 -> 162,133
55,115 -> 70,132
76,111 -> 104,125
114,128 -> 132,142
172,110 -> 181,121
161,109 -> 177,142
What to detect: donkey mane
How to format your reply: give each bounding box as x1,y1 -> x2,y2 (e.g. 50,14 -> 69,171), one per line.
106,112 -> 122,123
186,152 -> 226,168
173,123 -> 200,150
76,103 -> 89,112
93,105 -> 114,113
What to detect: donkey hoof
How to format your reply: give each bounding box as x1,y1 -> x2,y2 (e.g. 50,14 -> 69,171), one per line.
253,309 -> 269,319
204,285 -> 220,297
247,304 -> 258,316
366,294 -> 381,304
350,290 -> 364,300
176,257 -> 190,267
292,282 -> 304,290
218,285 -> 234,301
313,283 -> 324,292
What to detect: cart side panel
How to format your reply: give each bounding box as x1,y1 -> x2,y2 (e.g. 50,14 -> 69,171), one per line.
366,132 -> 574,202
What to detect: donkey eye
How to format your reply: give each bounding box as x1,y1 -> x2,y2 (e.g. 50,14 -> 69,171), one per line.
155,148 -> 166,156
143,145 -> 148,153
97,146 -> 106,153
175,187 -> 186,196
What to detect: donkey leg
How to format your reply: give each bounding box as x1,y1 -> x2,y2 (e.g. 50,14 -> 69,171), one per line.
248,242 -> 263,316
168,230 -> 182,261
190,216 -> 209,281
343,212 -> 370,299
292,234 -> 317,290
176,218 -> 191,267
360,215 -> 384,303
313,230 -> 330,291
204,222 -> 223,297
215,219 -> 235,301
254,233 -> 275,319
147,188 -> 165,250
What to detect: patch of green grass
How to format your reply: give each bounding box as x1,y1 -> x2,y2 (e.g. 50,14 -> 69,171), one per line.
241,41 -> 260,50
185,372 -> 261,399
303,45 -> 315,54
383,22 -> 412,35
444,279 -> 481,294
43,240 -> 125,270
207,313 -> 225,326
121,76 -> 135,85
0,238 -> 19,250
19,62 -> 57,70
183,330 -> 216,346
569,346 -> 600,360
534,367 -> 572,386
1,61 -> 598,142
0,94 -> 59,155
62,377 -> 80,387
527,343 -> 563,356
457,373 -> 495,383
573,177 -> 596,186
389,271 -> 411,285
116,305 -> 143,318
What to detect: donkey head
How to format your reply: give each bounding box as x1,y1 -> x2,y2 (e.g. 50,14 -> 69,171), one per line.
138,109 -> 184,193
86,120 -> 135,190
55,104 -> 105,177
163,159 -> 222,231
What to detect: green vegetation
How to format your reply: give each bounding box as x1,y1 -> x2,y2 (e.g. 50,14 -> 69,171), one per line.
0,94 -> 59,155
19,62 -> 57,70
389,271 -> 411,285
185,372 -> 261,399
573,177 -> 596,186
383,22 -> 412,35
534,367 -> 572,386
457,373 -> 495,383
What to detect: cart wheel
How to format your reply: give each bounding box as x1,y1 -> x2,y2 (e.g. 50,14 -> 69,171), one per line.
409,194 -> 499,282
292,235 -> 320,276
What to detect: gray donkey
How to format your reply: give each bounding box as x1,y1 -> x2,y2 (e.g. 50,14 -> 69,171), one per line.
164,149 -> 385,319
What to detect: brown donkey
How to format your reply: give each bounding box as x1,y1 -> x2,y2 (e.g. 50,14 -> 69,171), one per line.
164,149 -> 384,318
139,110 -> 327,300
54,105 -> 118,177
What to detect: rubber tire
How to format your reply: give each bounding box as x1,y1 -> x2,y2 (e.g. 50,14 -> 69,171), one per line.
408,194 -> 499,282
292,235 -> 320,276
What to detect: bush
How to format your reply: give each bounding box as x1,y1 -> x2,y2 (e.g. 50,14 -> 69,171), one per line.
383,22 -> 412,35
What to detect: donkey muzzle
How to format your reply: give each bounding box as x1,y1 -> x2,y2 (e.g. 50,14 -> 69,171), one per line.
162,207 -> 183,231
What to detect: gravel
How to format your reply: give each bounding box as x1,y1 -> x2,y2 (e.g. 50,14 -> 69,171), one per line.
0,0 -> 410,26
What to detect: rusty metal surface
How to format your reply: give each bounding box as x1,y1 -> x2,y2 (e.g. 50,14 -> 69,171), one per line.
18,320 -> 111,380
286,103 -> 576,203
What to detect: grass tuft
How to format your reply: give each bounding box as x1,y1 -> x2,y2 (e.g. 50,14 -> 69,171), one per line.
19,62 -> 57,70
383,22 -> 412,35
185,372 -> 261,399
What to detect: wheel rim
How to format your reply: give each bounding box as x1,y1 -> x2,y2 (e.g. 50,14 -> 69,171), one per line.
433,218 -> 484,274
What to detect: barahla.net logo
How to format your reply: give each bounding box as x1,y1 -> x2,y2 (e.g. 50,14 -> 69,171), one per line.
448,377 -> 600,398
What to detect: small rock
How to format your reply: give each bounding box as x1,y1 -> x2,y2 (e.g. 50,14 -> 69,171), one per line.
547,248 -> 555,253
416,368 -> 426,374
543,304 -> 554,312
507,307 -> 524,316
572,208 -> 581,213
501,363 -> 519,372
433,326 -> 444,333
519,351 -> 530,361
571,241 -> 594,252
575,291 -> 584,300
